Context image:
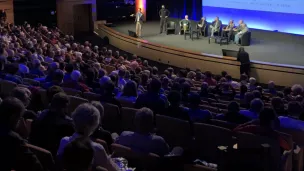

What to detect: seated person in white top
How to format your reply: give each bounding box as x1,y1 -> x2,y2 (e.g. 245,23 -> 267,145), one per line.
239,98 -> 264,120
57,103 -> 119,171
115,107 -> 170,156
279,101 -> 304,131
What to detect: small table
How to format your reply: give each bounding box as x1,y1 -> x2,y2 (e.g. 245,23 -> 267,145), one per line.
208,36 -> 220,44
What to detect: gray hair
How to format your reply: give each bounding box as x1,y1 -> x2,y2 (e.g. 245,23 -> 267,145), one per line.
72,103 -> 100,136
134,107 -> 154,133
291,84 -> 303,96
11,87 -> 31,107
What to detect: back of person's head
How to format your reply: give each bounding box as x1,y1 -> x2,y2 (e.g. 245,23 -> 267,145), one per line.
296,95 -> 303,103
148,78 -> 161,93
244,92 -> 254,104
256,86 -> 263,93
122,81 -> 138,97
168,91 -> 181,106
292,84 -> 303,96
249,77 -> 256,85
65,63 -> 74,73
6,63 -> 19,75
188,92 -> 201,108
47,86 -> 64,102
240,74 -> 248,82
252,90 -> 261,99
181,82 -> 190,95
287,101 -> 302,118
259,107 -> 276,128
63,138 -> 94,171
103,80 -> 115,96
227,101 -> 240,113
171,82 -> 181,92
11,87 -> 31,107
240,85 -> 248,94
250,98 -> 264,113
178,69 -> 187,78
221,71 -> 227,77
0,97 -> 25,129
271,97 -> 284,110
72,103 -> 100,136
118,69 -> 126,78
268,81 -> 275,89
52,69 -> 64,83
152,66 -> 158,75
284,87 -> 292,96
205,71 -> 212,78
134,107 -> 154,134
71,70 -> 81,81
225,75 -> 232,81
91,101 -> 104,124
50,92 -> 70,111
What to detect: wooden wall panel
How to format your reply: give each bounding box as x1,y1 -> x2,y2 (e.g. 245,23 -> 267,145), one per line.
0,0 -> 14,23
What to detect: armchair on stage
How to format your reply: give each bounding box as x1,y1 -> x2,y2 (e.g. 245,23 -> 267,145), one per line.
179,20 -> 192,40
239,31 -> 251,46
166,21 -> 177,35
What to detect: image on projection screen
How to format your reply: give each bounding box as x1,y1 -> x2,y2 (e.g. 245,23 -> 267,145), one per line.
203,0 -> 304,14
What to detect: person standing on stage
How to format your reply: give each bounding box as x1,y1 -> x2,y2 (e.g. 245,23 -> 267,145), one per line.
159,5 -> 170,34
135,8 -> 144,38
222,20 -> 235,41
209,16 -> 222,37
237,47 -> 250,76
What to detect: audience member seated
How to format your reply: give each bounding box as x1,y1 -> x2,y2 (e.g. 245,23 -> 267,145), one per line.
100,80 -> 122,108
216,101 -> 249,124
234,107 -> 290,151
91,101 -> 113,148
240,92 -> 255,109
85,68 -> 100,90
29,92 -> 74,155
115,107 -> 170,156
181,82 -> 191,103
4,63 -> 23,84
188,93 -> 212,122
135,78 -> 167,115
271,97 -> 286,116
42,69 -> 64,90
165,91 -> 190,121
239,98 -> 264,120
279,101 -> 304,131
116,81 -> 138,103
57,103 -> 119,171
204,71 -> 217,86
225,75 -> 239,89
11,87 -> 37,120
235,85 -> 248,100
265,81 -> 277,95
0,97 -> 43,171
62,138 -> 94,171
62,70 -> 90,92
30,59 -> 45,77
44,62 -> 59,83
248,77 -> 257,91
64,64 -> 74,82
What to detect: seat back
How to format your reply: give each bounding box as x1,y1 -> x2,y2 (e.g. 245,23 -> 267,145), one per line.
121,107 -> 138,132
209,119 -> 238,130
23,78 -> 40,86
111,143 -> 160,171
102,103 -> 121,133
236,132 -> 281,170
94,139 -> 110,154
193,123 -> 234,162
68,96 -> 89,114
0,80 -> 17,97
26,143 -> 55,171
155,115 -> 192,147
241,31 -> 251,46
117,99 -> 135,108
62,87 -> 82,97
83,92 -> 101,101
38,88 -> 49,108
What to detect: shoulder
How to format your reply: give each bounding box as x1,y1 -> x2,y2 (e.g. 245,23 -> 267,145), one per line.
120,131 -> 135,137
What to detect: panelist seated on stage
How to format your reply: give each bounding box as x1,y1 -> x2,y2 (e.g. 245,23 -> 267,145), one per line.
198,17 -> 207,35
179,15 -> 191,35
209,16 -> 222,37
234,23 -> 249,44
222,20 -> 235,41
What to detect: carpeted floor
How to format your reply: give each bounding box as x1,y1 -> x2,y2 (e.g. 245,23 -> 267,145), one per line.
112,21 -> 304,67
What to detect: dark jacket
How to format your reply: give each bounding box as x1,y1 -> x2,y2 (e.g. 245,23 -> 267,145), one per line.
135,92 -> 167,115
237,51 -> 250,64
0,126 -> 43,171
159,8 -> 170,18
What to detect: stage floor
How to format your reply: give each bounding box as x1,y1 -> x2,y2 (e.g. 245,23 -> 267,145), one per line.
112,21 -> 304,67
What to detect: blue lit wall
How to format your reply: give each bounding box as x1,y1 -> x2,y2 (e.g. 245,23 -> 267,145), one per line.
203,6 -> 304,35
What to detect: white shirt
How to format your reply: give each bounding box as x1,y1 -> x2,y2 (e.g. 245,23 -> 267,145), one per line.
279,116 -> 304,131
136,12 -> 142,22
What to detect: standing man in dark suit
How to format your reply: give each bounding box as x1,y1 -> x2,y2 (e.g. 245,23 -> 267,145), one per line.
0,9 -> 7,22
237,47 -> 250,76
135,8 -> 144,38
159,5 -> 170,34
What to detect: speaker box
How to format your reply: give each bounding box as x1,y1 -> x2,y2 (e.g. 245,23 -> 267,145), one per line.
222,49 -> 238,58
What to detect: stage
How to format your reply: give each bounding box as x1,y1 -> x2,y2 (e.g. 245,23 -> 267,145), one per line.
112,21 -> 304,67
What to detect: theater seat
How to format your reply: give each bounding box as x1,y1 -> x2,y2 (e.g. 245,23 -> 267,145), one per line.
26,143 -> 55,171
62,87 -> 82,97
240,31 -> 251,46
83,92 -> 101,101
102,103 -> 121,133
68,96 -> 88,114
121,107 -> 138,132
111,143 -> 161,171
0,80 -> 17,97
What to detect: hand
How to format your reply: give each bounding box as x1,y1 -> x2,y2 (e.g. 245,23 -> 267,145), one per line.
165,16 -> 168,18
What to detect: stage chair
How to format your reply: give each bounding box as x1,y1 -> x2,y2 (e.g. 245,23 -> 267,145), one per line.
166,21 -> 176,35
191,25 -> 201,41
240,31 -> 251,46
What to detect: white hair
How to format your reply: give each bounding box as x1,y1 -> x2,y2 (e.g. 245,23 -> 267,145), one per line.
99,76 -> 111,86
291,84 -> 303,95
249,77 -> 256,85
72,103 -> 100,136
75,52 -> 82,58
71,70 -> 81,81
268,81 -> 275,88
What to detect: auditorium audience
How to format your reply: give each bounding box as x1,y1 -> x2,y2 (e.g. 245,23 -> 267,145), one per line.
279,101 -> 304,131
188,92 -> 212,122
115,107 -> 170,156
239,98 -> 264,120
166,91 -> 190,121
216,101 -> 249,124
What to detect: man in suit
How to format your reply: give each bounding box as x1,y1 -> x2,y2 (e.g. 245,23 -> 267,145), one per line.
209,16 -> 222,37
237,47 -> 250,75
135,8 -> 144,38
159,5 -> 170,34
234,23 -> 249,44
223,20 -> 235,41
198,17 -> 207,36
179,15 -> 191,35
